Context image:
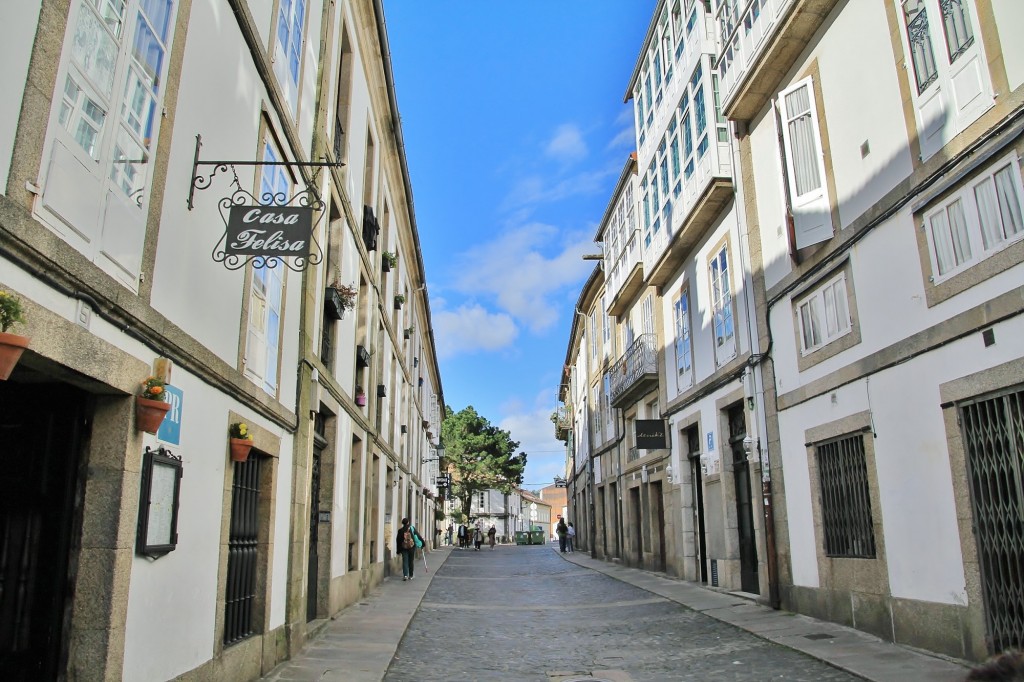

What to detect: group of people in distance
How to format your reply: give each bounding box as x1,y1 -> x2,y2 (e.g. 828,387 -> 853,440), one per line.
555,517 -> 575,553
448,522 -> 496,550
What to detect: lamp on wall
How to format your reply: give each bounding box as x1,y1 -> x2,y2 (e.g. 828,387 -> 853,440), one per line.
422,443 -> 444,464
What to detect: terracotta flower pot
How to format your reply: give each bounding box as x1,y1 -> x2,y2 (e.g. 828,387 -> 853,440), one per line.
0,332 -> 30,380
136,396 -> 171,434
229,437 -> 254,462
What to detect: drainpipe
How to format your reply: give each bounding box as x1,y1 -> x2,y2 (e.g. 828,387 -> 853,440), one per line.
731,119 -> 781,610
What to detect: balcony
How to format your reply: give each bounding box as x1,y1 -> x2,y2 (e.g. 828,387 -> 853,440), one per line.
607,231 -> 644,318
647,177 -> 734,287
609,333 -> 659,408
715,0 -> 841,121
553,404 -> 571,442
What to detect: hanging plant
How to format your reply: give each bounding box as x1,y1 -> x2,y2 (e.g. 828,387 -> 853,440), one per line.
228,422 -> 254,462
394,294 -> 406,309
0,290 -> 29,381
326,281 -> 358,320
136,376 -> 171,434
382,251 -> 398,272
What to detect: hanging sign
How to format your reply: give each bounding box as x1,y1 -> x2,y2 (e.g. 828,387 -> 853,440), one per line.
226,205 -> 313,258
635,419 -> 667,449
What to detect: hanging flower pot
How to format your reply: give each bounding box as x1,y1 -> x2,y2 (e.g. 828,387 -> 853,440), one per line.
136,396 -> 171,434
229,438 -> 253,462
228,422 -> 254,462
0,332 -> 29,381
0,291 -> 29,381
355,386 -> 367,406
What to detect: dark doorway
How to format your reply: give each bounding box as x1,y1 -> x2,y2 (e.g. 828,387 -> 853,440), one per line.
609,482 -> 619,559
307,414 -> 327,622
0,380 -> 87,681
651,481 -> 666,572
687,426 -> 708,583
630,487 -> 643,565
728,405 -> 759,594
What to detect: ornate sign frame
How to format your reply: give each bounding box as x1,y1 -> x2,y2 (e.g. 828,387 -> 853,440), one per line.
188,134 -> 343,272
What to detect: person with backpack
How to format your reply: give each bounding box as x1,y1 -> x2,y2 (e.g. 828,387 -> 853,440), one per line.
396,517 -> 418,581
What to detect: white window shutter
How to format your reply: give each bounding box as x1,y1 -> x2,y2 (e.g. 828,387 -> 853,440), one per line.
778,78 -> 833,249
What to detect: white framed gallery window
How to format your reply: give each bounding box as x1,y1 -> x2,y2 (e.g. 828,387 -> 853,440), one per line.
245,140 -> 290,395
274,0 -> 307,114
778,77 -> 833,250
673,287 -> 693,392
897,0 -> 991,161
796,271 -> 852,356
924,153 -> 1024,282
709,241 -> 737,365
38,0 -> 176,288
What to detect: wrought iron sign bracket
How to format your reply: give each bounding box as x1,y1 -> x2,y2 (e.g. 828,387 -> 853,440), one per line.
188,134 -> 344,210
187,135 -> 344,273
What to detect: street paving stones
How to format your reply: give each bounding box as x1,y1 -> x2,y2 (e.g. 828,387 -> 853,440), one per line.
261,544 -> 971,682
385,546 -> 862,681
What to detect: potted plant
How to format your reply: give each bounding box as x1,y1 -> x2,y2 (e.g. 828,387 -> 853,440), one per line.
228,422 -> 254,462
325,281 -> 358,320
354,385 -> 367,407
394,294 -> 406,309
136,376 -> 171,434
0,290 -> 29,381
382,251 -> 398,272
404,325 -> 414,339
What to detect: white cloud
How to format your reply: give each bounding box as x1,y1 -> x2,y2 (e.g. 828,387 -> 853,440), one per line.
545,123 -> 587,164
607,126 -> 636,150
501,165 -> 619,212
453,223 -> 595,333
433,304 -> 518,358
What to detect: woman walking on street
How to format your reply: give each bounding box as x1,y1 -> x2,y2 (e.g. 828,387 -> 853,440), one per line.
487,525 -> 497,550
396,517 -> 417,580
567,522 -> 576,553
556,518 -> 568,553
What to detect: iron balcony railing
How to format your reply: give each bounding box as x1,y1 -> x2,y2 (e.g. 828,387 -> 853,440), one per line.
609,333 -> 658,406
553,404 -> 572,441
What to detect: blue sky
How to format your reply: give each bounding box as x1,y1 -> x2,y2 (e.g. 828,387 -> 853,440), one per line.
384,2 -> 656,489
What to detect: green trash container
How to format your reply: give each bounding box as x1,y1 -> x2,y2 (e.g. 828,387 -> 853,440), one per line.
529,530 -> 544,545
514,531 -> 528,545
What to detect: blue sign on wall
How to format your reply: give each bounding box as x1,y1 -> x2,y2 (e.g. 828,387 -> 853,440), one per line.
706,431 -> 715,452
157,384 -> 183,445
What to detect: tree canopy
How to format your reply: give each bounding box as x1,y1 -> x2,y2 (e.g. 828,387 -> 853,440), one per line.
440,405 -> 526,520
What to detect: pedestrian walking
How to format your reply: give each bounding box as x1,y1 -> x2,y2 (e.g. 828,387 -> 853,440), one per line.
487,525 -> 496,550
457,524 -> 466,549
556,518 -> 568,553
473,526 -> 483,550
566,522 -> 576,553
396,517 -> 417,581
446,525 -> 454,546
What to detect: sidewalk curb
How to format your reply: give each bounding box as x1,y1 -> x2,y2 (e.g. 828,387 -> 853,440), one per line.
552,547 -> 970,682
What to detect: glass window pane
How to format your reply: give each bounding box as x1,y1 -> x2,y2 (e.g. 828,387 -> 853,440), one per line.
73,4 -> 120,98
140,0 -> 173,40
110,127 -> 148,200
974,176 -> 1003,249
132,13 -> 166,93
941,0 -> 974,62
994,165 -> 1024,239
946,199 -> 972,265
903,0 -> 938,94
930,211 -> 955,275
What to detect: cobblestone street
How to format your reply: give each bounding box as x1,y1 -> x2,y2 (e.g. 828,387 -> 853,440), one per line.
384,546 -> 860,682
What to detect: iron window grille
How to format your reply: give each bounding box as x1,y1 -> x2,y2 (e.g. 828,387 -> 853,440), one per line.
958,387 -> 1024,652
816,434 -> 876,558
224,456 -> 261,645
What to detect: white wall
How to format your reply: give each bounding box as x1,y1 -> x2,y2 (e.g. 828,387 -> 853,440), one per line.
0,0 -> 40,193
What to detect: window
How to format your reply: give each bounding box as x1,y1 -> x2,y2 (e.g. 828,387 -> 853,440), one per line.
246,142 -> 289,395
778,77 -> 833,249
41,0 -> 176,287
709,243 -> 736,363
673,288 -> 693,391
225,456 -> 262,644
925,155 -> 1024,281
898,0 -> 990,160
816,435 -> 876,558
274,0 -> 306,113
691,64 -> 708,160
796,272 -> 851,355
590,311 -> 598,359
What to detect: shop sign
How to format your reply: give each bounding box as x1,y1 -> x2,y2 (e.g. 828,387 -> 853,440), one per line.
226,205 -> 313,258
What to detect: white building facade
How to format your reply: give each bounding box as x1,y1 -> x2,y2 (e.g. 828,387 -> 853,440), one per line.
0,0 -> 442,679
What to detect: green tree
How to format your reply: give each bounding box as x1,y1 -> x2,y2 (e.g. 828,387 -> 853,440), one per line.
441,405 -> 526,520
